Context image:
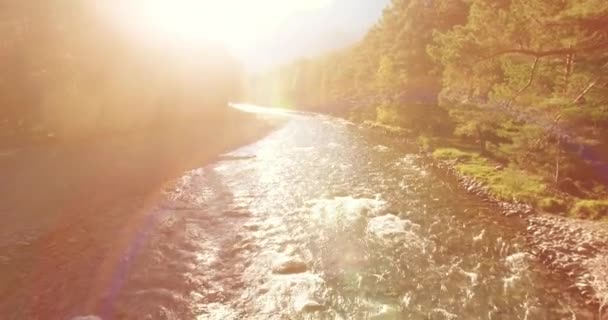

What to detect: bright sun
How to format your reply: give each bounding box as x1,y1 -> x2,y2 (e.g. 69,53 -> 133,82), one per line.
100,0 -> 333,50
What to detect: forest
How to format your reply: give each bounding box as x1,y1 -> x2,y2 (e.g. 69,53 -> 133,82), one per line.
0,1 -> 243,147
248,0 -> 608,218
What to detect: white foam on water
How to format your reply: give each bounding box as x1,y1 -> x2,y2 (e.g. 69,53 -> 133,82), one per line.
308,197 -> 387,227
473,229 -> 485,242
503,252 -> 530,292
459,269 -> 479,286
373,145 -> 389,152
366,214 -> 425,250
505,252 -> 530,272
197,303 -> 239,320
258,272 -> 327,315
367,214 -> 416,238
430,308 -> 458,319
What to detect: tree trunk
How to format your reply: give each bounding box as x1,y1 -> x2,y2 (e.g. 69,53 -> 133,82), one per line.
477,126 -> 487,155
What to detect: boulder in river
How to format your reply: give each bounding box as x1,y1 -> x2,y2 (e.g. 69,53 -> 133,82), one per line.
272,256 -> 308,274
295,299 -> 325,313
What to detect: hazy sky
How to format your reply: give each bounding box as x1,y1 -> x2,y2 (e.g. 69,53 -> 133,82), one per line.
100,0 -> 390,71
238,0 -> 390,71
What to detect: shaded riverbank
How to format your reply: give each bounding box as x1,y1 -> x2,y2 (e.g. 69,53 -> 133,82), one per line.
0,109 -> 280,318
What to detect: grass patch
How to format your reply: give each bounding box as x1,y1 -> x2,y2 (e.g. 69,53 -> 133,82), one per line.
432,148 -> 479,161
570,200 -> 608,220
435,147 -> 549,203
457,163 -> 547,203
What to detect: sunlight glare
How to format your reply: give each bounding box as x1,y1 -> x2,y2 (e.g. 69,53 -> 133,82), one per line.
101,0 -> 334,50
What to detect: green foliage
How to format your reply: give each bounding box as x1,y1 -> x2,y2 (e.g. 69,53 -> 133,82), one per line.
432,148 -> 478,161
434,146 -> 550,204
538,197 -> 568,214
376,105 -> 402,127
570,200 -> 608,219
417,135 -> 432,152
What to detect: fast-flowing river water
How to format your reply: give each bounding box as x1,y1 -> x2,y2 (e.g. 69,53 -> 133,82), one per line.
89,107 -> 598,320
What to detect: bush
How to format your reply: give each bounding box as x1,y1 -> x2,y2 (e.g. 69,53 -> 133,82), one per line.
570,200 -> 608,219
376,104 -> 402,126
537,197 -> 567,213
417,135 -> 431,152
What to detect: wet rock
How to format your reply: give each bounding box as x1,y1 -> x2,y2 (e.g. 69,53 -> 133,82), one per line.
272,256 -> 308,274
296,300 -> 325,313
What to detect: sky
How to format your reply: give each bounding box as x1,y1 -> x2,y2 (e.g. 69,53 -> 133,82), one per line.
237,0 -> 391,71
99,0 -> 390,71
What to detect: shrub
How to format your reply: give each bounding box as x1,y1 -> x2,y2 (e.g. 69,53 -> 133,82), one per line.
417,135 -> 431,152
537,197 -> 567,213
570,200 -> 608,219
376,104 -> 402,126
432,148 -> 478,161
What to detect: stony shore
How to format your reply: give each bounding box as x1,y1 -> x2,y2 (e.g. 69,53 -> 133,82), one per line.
362,120 -> 608,314
431,156 -> 608,315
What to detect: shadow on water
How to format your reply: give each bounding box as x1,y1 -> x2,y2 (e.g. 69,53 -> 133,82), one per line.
107,167 -> 257,319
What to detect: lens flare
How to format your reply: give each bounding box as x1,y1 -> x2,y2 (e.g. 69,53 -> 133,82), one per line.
98,0 -> 334,49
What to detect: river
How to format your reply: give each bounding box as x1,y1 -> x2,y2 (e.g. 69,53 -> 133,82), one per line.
87,107 -> 596,319
3,107 -> 600,319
